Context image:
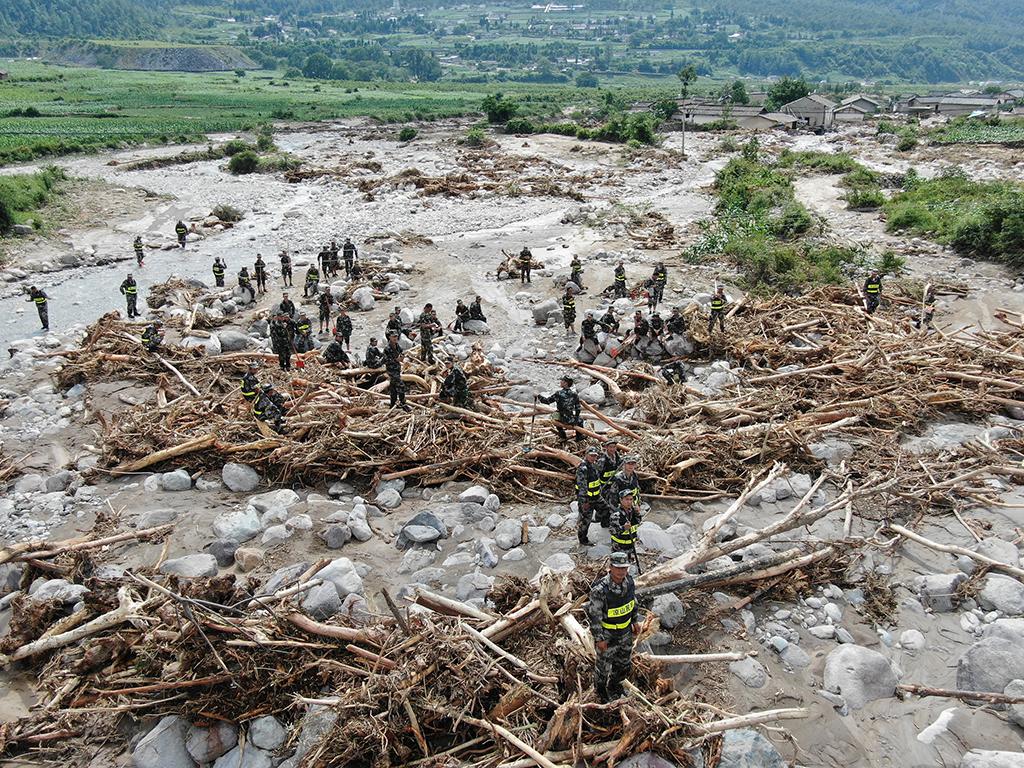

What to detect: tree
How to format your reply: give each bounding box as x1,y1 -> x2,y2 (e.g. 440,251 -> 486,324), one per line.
677,63 -> 697,158
481,92 -> 518,123
576,72 -> 599,88
766,77 -> 811,110
302,52 -> 333,80
729,80 -> 749,105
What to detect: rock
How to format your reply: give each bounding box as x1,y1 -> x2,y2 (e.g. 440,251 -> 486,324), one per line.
212,507 -> 262,543
249,489 -> 300,513
403,525 -> 441,544
182,334 -> 222,355
652,593 -> 685,630
12,223 -> 34,236
248,716 -> 287,750
261,524 -> 292,546
532,299 -> 559,324
43,469 -> 77,493
823,645 -> 899,710
476,538 -> 500,568
716,728 -> 786,768
527,525 -> 551,544
807,438 -> 854,465
133,716 -> 195,768
456,570 -> 494,601
462,319 -> 490,335
974,538 -> 1020,567
222,463 -> 260,493
160,554 -> 218,579
960,751 -> 1024,768
352,286 -> 376,311
213,745 -> 273,768
234,548 -> 263,572
915,572 -> 967,612
503,548 -> 527,562
314,558 -> 363,597
30,578 -> 88,605
493,518 -> 523,550
322,524 -> 352,549
348,516 -> 373,542
399,547 -> 437,574
396,511 -> 449,549
261,563 -> 309,596
835,627 -> 855,644
899,629 -> 926,651
780,644 -> 810,668
205,539 -> 239,567
728,656 -> 768,688
375,488 -> 403,509
809,625 -> 836,640
978,574 -> 1024,615
1004,679 -> 1024,728
137,509 -> 178,528
636,522 -> 675,554
957,636 -> 1024,694
328,481 -> 355,497
159,469 -> 192,491
284,705 -> 337,765
484,494 -> 501,512
544,553 -> 575,573
458,485 -> 490,504
302,582 -> 341,619
14,474 -> 44,494
579,383 -> 605,405
287,514 -> 313,531
617,754 -> 678,768
375,478 -> 406,496
186,722 -> 238,763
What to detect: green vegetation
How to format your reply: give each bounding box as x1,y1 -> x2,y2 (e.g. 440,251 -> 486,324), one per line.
398,126 -> 418,142
928,117 -> 1024,147
463,126 -> 487,147
775,149 -> 859,174
765,77 -> 811,111
0,166 -> 66,235
227,150 -> 259,175
503,111 -> 659,145
841,166 -> 885,211
884,170 -> 1024,267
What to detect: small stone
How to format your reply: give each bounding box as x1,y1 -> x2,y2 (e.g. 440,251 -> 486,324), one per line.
493,518 -> 522,550
809,625 -> 836,640
403,525 -> 442,544
544,553 -> 575,573
234,548 -> 263,572
476,538 -> 500,568
212,507 -> 262,543
222,463 -> 260,493
835,628 -> 855,644
248,716 -> 287,751
717,728 -> 786,768
484,493 -> 501,512
503,548 -> 527,562
186,722 -> 238,763
978,575 -> 1024,615
205,539 -> 239,567
160,553 -> 218,578
322,524 -> 352,549
302,582 -> 341,619
456,570 -> 494,601
375,488 -> 403,509
261,524 -> 292,546
769,636 -> 789,653
287,514 -> 313,531
159,469 -> 192,492
459,485 -> 490,504
899,629 -> 926,651
527,525 -> 551,544
314,558 -> 363,597
728,656 -> 767,688
780,644 -> 810,668
137,509 -> 178,528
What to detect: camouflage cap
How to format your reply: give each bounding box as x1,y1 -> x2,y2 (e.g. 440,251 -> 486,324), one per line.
584,446 -> 600,456
610,552 -> 629,568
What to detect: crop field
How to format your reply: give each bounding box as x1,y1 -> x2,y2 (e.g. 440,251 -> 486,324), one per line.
929,118 -> 1024,145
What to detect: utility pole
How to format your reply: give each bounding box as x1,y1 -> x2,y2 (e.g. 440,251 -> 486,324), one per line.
677,64 -> 697,159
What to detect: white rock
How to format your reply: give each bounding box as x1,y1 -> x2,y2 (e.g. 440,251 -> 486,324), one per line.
222,463 -> 260,493
823,645 -> 899,709
160,554 -> 218,578
212,507 -> 262,543
493,518 -> 523,550
375,488 -> 403,509
132,715 -> 193,768
978,575 -> 1024,615
459,485 -> 490,504
159,469 -> 192,492
261,524 -> 292,546
899,629 -> 926,651
314,558 -> 364,597
248,716 -> 287,751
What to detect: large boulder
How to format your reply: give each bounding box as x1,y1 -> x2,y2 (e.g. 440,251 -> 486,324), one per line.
716,728 -> 786,768
186,722 -> 238,763
222,463 -> 260,493
978,575 -> 1024,615
957,636 -> 1024,694
181,334 -> 222,355
1004,679 -> 1024,728
651,593 -> 685,630
375,488 -> 403,509
313,558 -> 364,598
616,754 -> 677,768
974,538 -> 1021,566
212,507 -> 262,543
914,572 -> 967,613
493,518 -> 523,550
823,645 -> 899,710
302,581 -> 341,619
132,715 -> 195,768
159,469 -> 192,492
351,286 -> 375,311
248,489 -> 300,513
160,554 -> 218,579
637,522 -> 676,555
960,751 -> 1024,768
728,656 -> 768,689
458,485 -> 490,504
216,330 -> 251,352
462,319 -> 490,335
213,745 -> 273,768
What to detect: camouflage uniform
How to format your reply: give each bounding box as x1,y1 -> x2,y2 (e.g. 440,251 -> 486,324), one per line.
609,499 -> 642,556
518,248 -> 533,284
538,386 -> 583,442
581,316 -> 598,342
384,341 -> 407,408
322,339 -> 349,365
417,310 -> 441,364
587,571 -> 637,702
606,468 -> 641,511
440,365 -> 472,408
575,456 -> 603,544
270,317 -> 295,370
335,313 -> 353,349
651,264 -> 667,307
562,294 -> 576,331
595,448 -> 622,525
613,265 -> 627,299
141,324 -> 162,353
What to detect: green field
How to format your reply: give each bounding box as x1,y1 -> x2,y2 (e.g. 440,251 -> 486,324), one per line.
928,117 -> 1024,146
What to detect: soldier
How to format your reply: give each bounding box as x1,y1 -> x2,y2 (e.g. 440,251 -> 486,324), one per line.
518,246 -> 533,284
651,262 -> 667,308
175,220 -> 188,249
304,264 -> 320,298
570,255 -> 584,289
252,388 -> 284,433
240,361 -> 261,406
470,295 -> 487,323
649,311 -> 664,338
708,287 -> 727,333
318,245 -> 332,276
454,299 -> 470,333
439,362 -> 473,409
278,293 -> 296,319
119,273 -> 140,319
610,488 -> 642,557
596,438 -> 622,526
133,236 -> 145,267
294,313 -> 314,353
863,272 -> 882,315
318,288 -> 333,333
27,286 -> 49,331
254,254 -> 268,294
661,360 -> 687,385
384,332 -> 410,411
261,382 -> 290,414
237,267 -> 254,305
575,445 -> 604,545
279,250 -> 293,287
587,552 -> 639,703
666,306 -> 686,337
141,321 -> 163,353
599,306 -> 619,335
212,257 -> 227,288
581,314 -> 599,343
328,240 -> 340,278
342,237 -> 358,278
386,310 -> 404,341
608,455 -> 641,509
269,313 -> 295,371
334,308 -> 353,351
417,303 -> 442,364
322,334 -> 350,366
364,337 -> 385,368
613,262 -> 627,299
632,311 -> 650,341
538,375 -> 584,442
562,288 -> 576,333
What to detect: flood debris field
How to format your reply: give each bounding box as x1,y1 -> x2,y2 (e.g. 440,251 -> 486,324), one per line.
0,120 -> 1023,768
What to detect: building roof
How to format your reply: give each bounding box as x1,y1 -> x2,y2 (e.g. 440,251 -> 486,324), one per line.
841,94 -> 883,107
674,104 -> 766,118
762,112 -> 799,124
783,94 -> 837,110
835,103 -> 869,114
939,96 -> 1003,107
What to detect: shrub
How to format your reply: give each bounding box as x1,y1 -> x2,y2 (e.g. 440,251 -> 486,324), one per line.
0,198 -> 12,235
224,139 -> 254,156
771,201 -> 813,239
256,126 -> 275,152
886,202 -> 936,232
504,117 -> 537,134
398,126 -> 418,142
844,188 -> 885,211
211,204 -> 244,222
876,120 -> 898,135
896,130 -> 918,152
228,150 -> 259,175
463,127 -> 487,147
481,93 -> 518,123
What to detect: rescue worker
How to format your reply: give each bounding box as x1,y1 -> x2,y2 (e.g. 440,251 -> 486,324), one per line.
212,257 -> 227,288
278,293 -> 296,319
575,445 -> 604,545
120,273 -> 140,319
27,286 -> 49,331
269,313 -> 295,371
384,331 -> 410,411
175,220 -> 187,248
386,310 -> 404,341
608,455 -> 641,510
649,311 -> 664,338
469,296 -> 487,323
254,254 -> 268,294
613,262 -> 627,299
261,383 -> 290,414
141,321 -> 163,353
863,272 -> 882,315
587,552 -> 639,703
240,361 -> 261,405
133,236 -> 145,267
439,362 -> 473,409
596,438 -> 623,527
318,245 -> 332,276
666,306 -> 686,337
915,287 -> 936,330
610,488 -> 642,558
279,251 -> 293,287
238,267 -> 255,304
581,314 -> 599,343
600,307 -> 619,335
318,288 -> 333,333
538,375 -> 584,442
252,388 -> 284,433
708,287 -> 727,333
651,262 -> 667,308
518,246 -> 533,284
417,303 -> 442,364
570,255 -> 584,289
343,237 -> 358,278
632,311 -> 650,340
294,313 -> 314,353
364,337 -> 384,368
304,264 -> 320,298
661,360 -> 686,385
454,299 -> 470,333
562,288 -> 576,333
334,308 -> 353,351
328,240 -> 340,278
322,334 -> 350,366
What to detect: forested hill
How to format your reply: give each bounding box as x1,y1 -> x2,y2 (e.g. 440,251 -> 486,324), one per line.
0,0 -> 170,38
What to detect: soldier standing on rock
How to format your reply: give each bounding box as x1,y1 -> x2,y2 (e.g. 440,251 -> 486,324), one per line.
518,246 -> 533,284
27,286 -> 49,331
133,236 -> 145,267
384,331 -> 411,412
279,250 -> 293,287
335,309 -> 353,351
119,272 -> 140,319
270,313 -> 295,371
254,254 -> 268,294
587,552 -> 639,703
562,288 -> 577,333
417,303 -> 442,364
538,375 -> 584,442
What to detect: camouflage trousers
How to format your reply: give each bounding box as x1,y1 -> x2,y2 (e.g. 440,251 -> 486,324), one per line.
594,633 -> 633,702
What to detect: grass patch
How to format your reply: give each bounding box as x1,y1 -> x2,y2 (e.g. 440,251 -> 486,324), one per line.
775,149 -> 860,174
0,166 -> 66,234
928,116 -> 1024,147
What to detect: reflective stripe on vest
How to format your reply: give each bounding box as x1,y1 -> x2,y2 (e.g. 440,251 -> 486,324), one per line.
586,477 -> 602,497
563,299 -> 575,310
611,523 -> 638,546
213,266 -> 224,275
601,598 -> 635,630
124,285 -> 137,295
615,272 -> 625,283
298,324 -> 310,334
33,296 -> 46,304
866,282 -> 880,294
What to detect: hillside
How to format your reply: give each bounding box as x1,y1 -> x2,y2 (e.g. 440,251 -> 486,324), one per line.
43,41 -> 256,72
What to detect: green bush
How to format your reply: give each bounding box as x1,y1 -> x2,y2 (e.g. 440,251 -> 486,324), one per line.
224,139 -> 254,156
771,201 -> 813,239
228,150 -> 259,175
256,126 -> 276,152
0,198 -> 13,235
844,188 -> 885,210
841,166 -> 883,190
398,126 -> 418,142
463,127 -> 487,147
776,149 -> 859,174
481,92 -> 518,123
876,120 -> 898,135
886,202 -> 937,232
896,129 -> 918,151
504,117 -> 537,134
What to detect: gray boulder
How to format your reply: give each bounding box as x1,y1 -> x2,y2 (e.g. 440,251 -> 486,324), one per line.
476,538 -> 500,568
462,319 -> 490,335
249,489 -> 300,513
493,518 -> 523,550
314,558 -> 363,597
186,722 -> 238,763
260,563 -> 309,596
212,507 -> 262,543
960,751 -> 1024,768
352,286 -> 375,311
302,582 -> 341,619
204,539 -> 239,567
974,537 -> 1020,566
159,469 -> 192,491
914,572 -> 967,612
132,715 -> 195,768
137,509 -> 178,529
213,745 -> 274,768
396,511 -> 449,550
957,636 -> 1024,694
823,645 -> 899,710
637,522 -> 676,555
717,728 -> 786,768
44,469 -> 78,493
248,716 -> 287,751
458,485 -> 490,504
652,593 -> 685,630
1004,679 -> 1024,728
403,525 -> 441,544
978,575 -> 1024,615
222,463 -> 260,493
456,570 -> 494,601
322,524 -> 352,549
375,488 -> 403,509
216,330 -> 251,352
728,657 -> 767,689
31,578 -> 89,605
280,705 -> 337,766
160,554 -> 218,579
532,299 -> 559,324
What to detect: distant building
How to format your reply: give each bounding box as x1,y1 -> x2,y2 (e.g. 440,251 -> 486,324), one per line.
781,94 -> 837,128
834,103 -> 869,123
761,112 -> 800,129
840,94 -> 884,114
671,102 -> 797,131
746,91 -> 768,107
1007,88 -> 1024,100
897,94 -> 1005,117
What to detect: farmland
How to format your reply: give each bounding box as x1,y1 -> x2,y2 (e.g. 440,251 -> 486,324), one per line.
928,117 -> 1024,146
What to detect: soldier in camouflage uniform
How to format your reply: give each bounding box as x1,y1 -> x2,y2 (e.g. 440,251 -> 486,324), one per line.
575,445 -> 603,545
417,303 -> 442,364
384,332 -> 411,412
587,551 -> 639,702
269,313 -> 295,371
610,488 -> 642,557
595,438 -> 623,527
537,375 -> 584,442
606,455 -> 641,511
439,362 -> 472,408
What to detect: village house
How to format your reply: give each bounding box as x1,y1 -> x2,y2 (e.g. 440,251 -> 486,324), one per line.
833,102 -> 869,123
840,94 -> 884,114
896,93 -> 1007,117
780,94 -> 837,129
670,101 -> 799,131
